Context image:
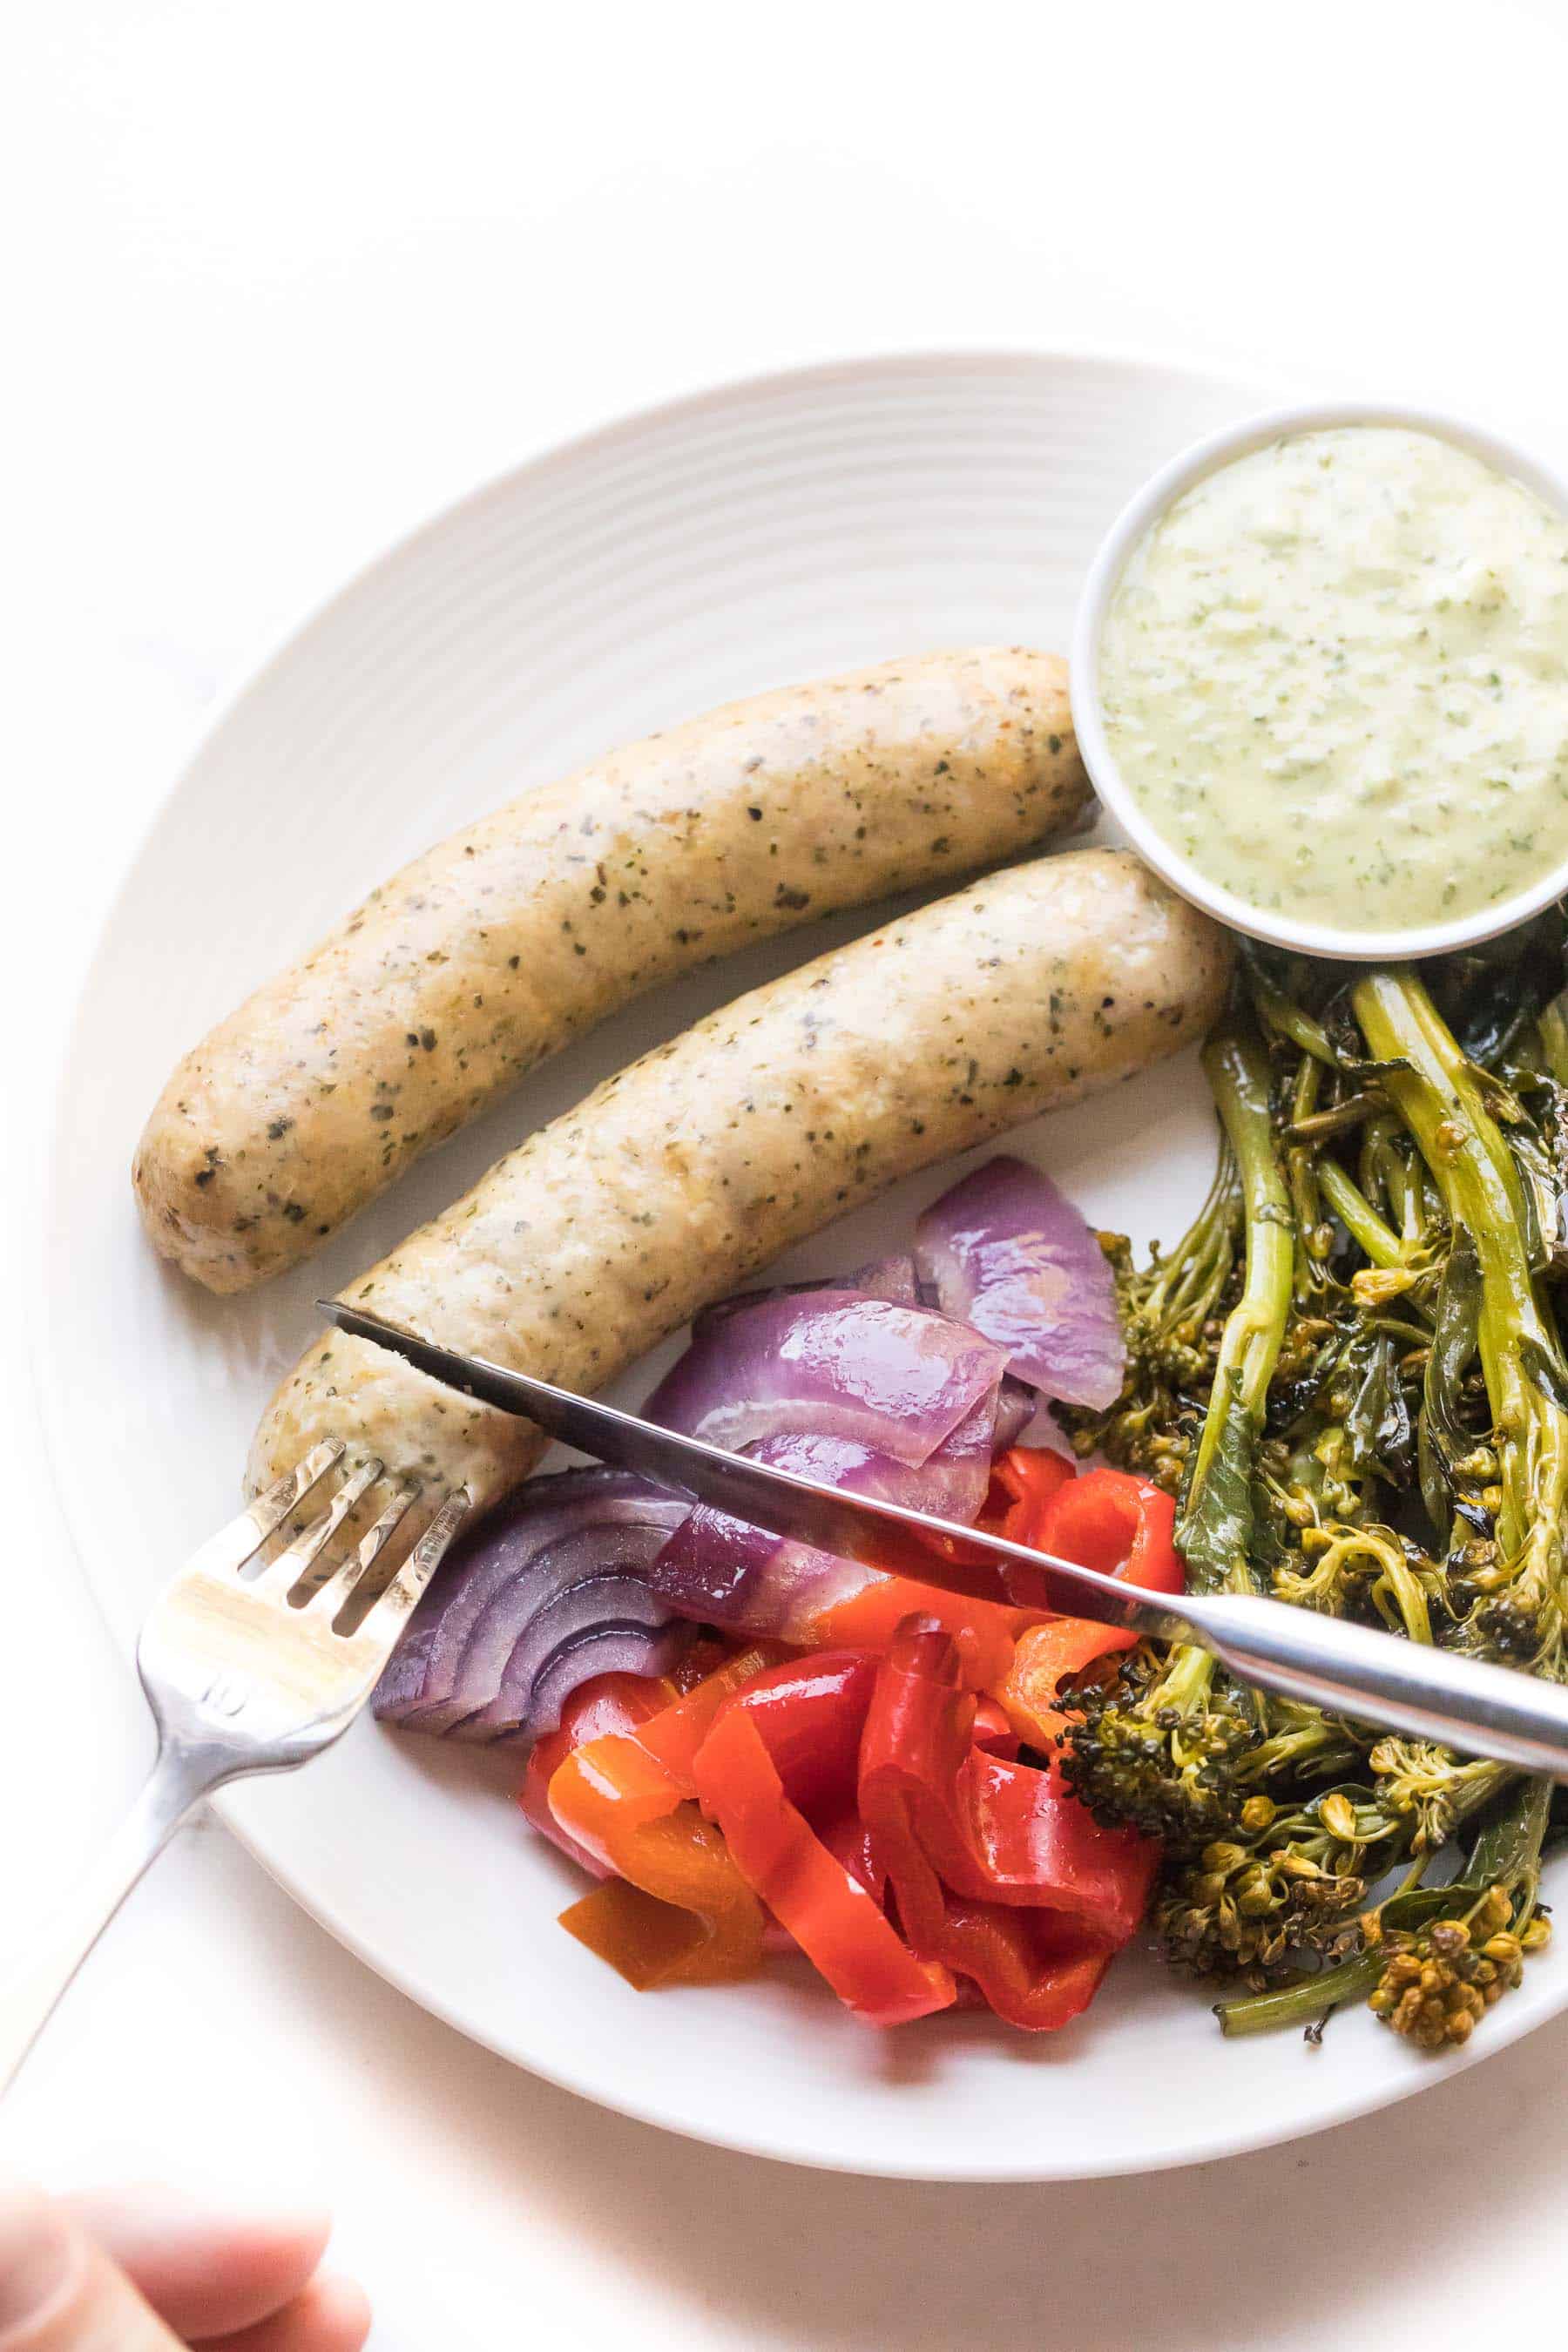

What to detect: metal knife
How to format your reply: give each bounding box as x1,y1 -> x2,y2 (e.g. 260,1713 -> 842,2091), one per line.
323,1299 -> 1568,1783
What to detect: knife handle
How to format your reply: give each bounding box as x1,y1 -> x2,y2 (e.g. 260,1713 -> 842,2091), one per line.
1193,1592 -> 1568,1781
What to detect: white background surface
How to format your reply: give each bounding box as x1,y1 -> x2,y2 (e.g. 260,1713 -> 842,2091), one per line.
8,3 -> 1568,2342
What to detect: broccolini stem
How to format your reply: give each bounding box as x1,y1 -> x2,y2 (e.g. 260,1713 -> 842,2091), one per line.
1372,1123 -> 1424,1249
1180,1018 -> 1295,1595
1538,990 -> 1568,1086
1146,1140 -> 1241,1335
1284,1051 -> 1322,1303
1238,1712 -> 1362,1785
1214,1949 -> 1386,2037
1249,966 -> 1338,1066
1315,1160 -> 1404,1270
1353,970 -> 1568,1659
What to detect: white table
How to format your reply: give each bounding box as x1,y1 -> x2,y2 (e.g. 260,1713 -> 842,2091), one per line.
10,3 -> 1568,2341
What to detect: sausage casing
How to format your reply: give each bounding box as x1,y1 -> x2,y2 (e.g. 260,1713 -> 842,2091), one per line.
247,848 -> 1231,1513
136,646 -> 1088,1291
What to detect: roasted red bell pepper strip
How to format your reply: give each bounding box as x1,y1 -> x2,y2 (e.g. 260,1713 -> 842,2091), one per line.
789,1456 -> 1179,1726
993,1456 -> 1183,1734
990,1450 -> 1179,1608
970,1695 -> 1017,1755
691,1652 -> 955,2026
857,1682 -> 1117,2030
814,1806 -> 883,1900
1035,1465 -> 1182,1600
864,1619 -> 1157,1928
963,1750 -> 1159,1939
923,1901 -> 1114,2031
798,1450 -> 1078,1681
882,1443 -> 1076,1610
859,1619 -> 1158,2025
987,1444 -> 1077,1530
712,1651 -> 879,1817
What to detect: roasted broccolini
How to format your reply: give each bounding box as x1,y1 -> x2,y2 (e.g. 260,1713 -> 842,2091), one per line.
1062,936 -> 1568,2041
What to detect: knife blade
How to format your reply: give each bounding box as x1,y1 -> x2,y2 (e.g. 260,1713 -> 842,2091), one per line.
320,1298 -> 1171,1634
321,1299 -> 1568,1781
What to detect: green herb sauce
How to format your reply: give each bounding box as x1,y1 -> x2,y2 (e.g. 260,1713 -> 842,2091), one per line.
1099,426 -> 1568,929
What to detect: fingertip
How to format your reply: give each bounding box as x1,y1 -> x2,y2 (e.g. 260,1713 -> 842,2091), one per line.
0,2169 -> 78,2329
225,2205 -> 335,2280
67,2183 -> 333,2338
299,2272 -> 375,2350
203,2205 -> 336,2302
208,2272 -> 374,2351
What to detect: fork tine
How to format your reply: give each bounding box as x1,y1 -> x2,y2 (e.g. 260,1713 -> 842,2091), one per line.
247,1439 -> 349,1542
301,1486 -> 418,1618
253,1455 -> 384,1595
357,1487 -> 471,1641
185,1439 -> 346,1581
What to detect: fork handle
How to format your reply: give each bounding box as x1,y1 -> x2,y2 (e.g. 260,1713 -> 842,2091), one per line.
0,1740 -> 217,2098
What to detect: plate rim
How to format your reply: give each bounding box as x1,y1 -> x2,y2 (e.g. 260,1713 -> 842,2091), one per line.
41,339 -> 1556,2181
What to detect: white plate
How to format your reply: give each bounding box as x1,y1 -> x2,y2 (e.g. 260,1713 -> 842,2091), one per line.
41,349 -> 1562,2180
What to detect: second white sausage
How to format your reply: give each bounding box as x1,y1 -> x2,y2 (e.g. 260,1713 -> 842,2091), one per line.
248,848 -> 1232,1515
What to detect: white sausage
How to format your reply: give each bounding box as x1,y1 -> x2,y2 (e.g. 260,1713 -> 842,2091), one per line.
137,647 -> 1088,1291
248,849 -> 1231,1514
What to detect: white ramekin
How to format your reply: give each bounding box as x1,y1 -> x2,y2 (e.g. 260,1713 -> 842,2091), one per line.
1070,400 -> 1568,962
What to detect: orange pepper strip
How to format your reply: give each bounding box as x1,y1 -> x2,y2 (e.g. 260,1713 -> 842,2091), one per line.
545,1648 -> 786,1989
632,1643 -> 787,1781
1003,1620 -> 1131,1747
520,1670 -> 679,1877
808,1576 -> 1028,1692
558,1809 -> 760,1988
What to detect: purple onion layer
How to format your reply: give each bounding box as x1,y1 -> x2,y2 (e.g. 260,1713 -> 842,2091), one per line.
915,1156 -> 1125,1410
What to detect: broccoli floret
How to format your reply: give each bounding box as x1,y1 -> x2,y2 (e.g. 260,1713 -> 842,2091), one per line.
1269,1519 -> 1445,1646
1368,1737 -> 1516,1854
1060,1642 -> 1258,1856
1213,1777 -> 1553,2043
1156,1788 -> 1395,1984
1367,1888 -> 1545,2049
1239,1701 -> 1367,1788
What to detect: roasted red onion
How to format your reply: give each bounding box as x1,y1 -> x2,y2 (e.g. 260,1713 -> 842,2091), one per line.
844,1255 -> 934,1308
373,1470 -> 692,1742
642,1274 -> 1012,1639
689,1255 -> 929,1343
992,1374 -> 1038,1454
376,1169 -> 1118,1740
645,1289 -> 1008,1463
915,1157 -> 1125,1410
645,1400 -> 1001,1640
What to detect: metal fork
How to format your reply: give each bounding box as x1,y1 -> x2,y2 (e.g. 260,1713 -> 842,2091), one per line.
0,1440 -> 470,2096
